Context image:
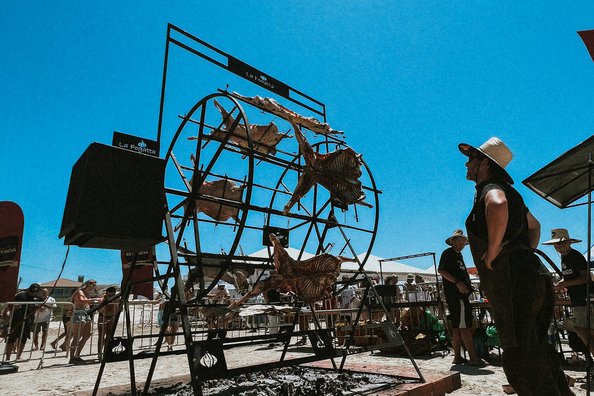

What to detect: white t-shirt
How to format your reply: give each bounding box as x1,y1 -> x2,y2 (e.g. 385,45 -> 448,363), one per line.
34,296 -> 56,323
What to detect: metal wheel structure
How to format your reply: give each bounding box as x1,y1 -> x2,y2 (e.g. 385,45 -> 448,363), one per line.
154,92 -> 255,299
93,25 -> 424,396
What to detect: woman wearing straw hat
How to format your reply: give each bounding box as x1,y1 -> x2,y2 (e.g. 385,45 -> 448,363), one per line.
544,228 -> 594,357
460,137 -> 573,395
438,229 -> 483,366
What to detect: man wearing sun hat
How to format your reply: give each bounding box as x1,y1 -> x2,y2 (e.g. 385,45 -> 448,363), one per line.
460,137 -> 573,395
438,229 -> 483,366
544,228 -> 594,356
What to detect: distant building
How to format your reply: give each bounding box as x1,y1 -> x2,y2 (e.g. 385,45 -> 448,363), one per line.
39,278 -> 82,300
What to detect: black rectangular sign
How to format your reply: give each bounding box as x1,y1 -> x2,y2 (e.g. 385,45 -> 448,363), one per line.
112,131 -> 160,157
263,226 -> 289,247
228,57 -> 290,98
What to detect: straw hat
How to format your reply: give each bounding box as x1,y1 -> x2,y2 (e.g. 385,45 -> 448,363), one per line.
446,229 -> 469,246
458,137 -> 514,184
542,228 -> 582,245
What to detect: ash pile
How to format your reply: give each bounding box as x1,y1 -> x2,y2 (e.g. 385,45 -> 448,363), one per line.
110,367 -> 402,395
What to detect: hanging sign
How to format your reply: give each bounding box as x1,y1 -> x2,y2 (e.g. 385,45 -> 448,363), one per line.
0,202 -> 24,302
228,56 -> 290,98
121,247 -> 155,299
263,226 -> 289,247
112,131 -> 159,157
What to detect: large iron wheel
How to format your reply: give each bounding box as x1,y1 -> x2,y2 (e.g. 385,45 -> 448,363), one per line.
156,92 -> 254,298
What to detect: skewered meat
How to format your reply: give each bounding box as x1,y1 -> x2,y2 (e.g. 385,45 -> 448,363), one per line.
283,122 -> 372,213
229,234 -> 355,309
179,245 -> 253,293
233,92 -> 343,135
207,100 -> 290,155
189,178 -> 244,222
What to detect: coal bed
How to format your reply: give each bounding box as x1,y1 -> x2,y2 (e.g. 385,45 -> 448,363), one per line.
109,367 -> 404,395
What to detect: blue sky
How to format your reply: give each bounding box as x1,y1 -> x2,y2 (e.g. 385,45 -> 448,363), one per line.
2,2 -> 594,288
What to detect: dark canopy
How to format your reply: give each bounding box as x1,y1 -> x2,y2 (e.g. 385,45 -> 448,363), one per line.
523,135 -> 594,208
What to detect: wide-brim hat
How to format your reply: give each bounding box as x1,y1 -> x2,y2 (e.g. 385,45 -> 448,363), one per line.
446,229 -> 469,246
458,137 -> 514,184
542,228 -> 582,245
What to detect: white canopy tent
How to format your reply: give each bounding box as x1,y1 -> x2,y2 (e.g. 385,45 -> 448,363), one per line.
340,253 -> 436,279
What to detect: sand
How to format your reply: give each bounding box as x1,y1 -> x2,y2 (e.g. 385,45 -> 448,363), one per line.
0,343 -> 591,396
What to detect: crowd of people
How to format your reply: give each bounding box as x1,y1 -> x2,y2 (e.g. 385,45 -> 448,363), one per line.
1,279 -> 120,364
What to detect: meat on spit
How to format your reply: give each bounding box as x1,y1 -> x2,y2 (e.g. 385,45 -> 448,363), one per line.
187,178 -> 245,222
283,121 -> 372,213
233,92 -> 343,135
228,234 -> 355,310
204,99 -> 290,155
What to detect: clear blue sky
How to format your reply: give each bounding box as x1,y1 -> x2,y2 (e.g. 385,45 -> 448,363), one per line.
2,2 -> 594,288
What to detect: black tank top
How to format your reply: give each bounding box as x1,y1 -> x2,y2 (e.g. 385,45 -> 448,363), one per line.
465,178 -> 530,247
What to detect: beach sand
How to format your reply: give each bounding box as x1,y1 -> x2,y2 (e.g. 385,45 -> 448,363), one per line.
0,344 -> 591,395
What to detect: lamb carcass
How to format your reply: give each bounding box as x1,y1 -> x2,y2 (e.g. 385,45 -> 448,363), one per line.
233,92 -> 343,135
228,234 -> 355,310
188,178 -> 244,222
283,121 -> 372,213
207,100 -> 290,155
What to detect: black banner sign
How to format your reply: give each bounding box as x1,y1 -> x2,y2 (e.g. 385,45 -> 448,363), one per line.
263,226 -> 289,247
228,57 -> 290,98
121,248 -> 154,267
0,236 -> 18,267
112,131 -> 159,157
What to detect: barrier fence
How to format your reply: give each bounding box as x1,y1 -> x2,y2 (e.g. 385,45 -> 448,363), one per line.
0,293 -> 588,371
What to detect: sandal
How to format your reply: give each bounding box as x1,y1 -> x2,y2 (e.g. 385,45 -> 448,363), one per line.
467,360 -> 486,367
452,357 -> 468,364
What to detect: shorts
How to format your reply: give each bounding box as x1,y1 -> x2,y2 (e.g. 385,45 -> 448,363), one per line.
33,320 -> 49,334
568,305 -> 594,330
72,310 -> 92,324
446,294 -> 473,329
7,321 -> 32,343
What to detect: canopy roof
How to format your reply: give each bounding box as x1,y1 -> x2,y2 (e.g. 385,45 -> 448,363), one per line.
340,253 -> 434,275
523,135 -> 594,208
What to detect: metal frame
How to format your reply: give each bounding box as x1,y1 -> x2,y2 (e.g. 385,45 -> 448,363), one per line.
92,24 -> 425,396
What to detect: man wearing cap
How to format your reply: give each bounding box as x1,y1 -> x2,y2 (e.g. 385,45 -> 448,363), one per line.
438,229 -> 482,366
460,137 -> 573,395
544,228 -> 594,356
4,283 -> 42,360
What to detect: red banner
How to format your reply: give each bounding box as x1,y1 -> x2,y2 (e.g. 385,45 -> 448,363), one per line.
578,30 -> 594,62
121,247 -> 155,299
0,202 -> 24,302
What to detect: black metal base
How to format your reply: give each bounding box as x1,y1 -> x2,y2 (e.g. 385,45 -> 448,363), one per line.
0,362 -> 18,375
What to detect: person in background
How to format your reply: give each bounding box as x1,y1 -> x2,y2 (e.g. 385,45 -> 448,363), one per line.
97,286 -> 120,359
33,288 -> 56,351
403,274 -> 417,301
460,137 -> 573,395
69,280 -> 100,364
208,283 -> 231,305
544,228 -> 594,357
4,283 -> 42,360
438,229 -> 483,366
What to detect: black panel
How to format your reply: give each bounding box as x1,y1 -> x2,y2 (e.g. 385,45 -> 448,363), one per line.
523,135 -> 594,208
59,143 -> 165,250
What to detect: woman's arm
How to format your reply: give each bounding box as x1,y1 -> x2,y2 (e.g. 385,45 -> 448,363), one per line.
484,189 -> 508,270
